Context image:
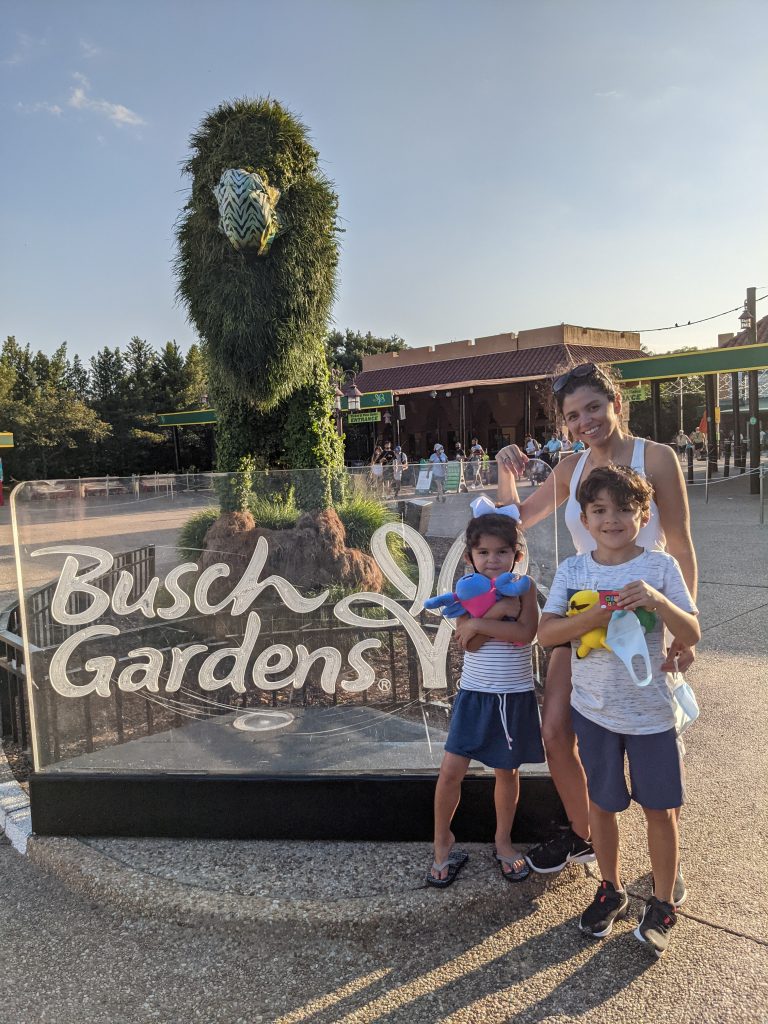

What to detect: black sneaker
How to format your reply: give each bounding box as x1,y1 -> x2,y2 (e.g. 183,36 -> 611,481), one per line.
651,865 -> 687,907
634,896 -> 677,957
579,880 -> 630,938
525,827 -> 596,873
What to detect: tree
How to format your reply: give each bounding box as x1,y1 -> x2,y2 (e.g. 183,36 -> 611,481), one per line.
175,97 -> 344,504
16,384 -> 111,478
325,329 -> 408,376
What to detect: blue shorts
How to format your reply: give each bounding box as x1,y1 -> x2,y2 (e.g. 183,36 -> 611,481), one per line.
572,707 -> 684,812
445,689 -> 545,770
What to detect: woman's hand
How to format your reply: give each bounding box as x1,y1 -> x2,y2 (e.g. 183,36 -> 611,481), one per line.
495,444 -> 528,478
662,639 -> 695,673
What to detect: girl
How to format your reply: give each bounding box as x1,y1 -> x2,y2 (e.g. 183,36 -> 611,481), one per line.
427,510 -> 545,887
495,363 -> 697,905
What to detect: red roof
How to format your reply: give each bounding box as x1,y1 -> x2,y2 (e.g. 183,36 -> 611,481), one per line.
719,313 -> 768,348
355,344 -> 641,395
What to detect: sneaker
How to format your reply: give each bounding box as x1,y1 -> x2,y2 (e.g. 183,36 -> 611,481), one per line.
525,826 -> 596,873
651,865 -> 687,907
579,880 -> 630,938
634,896 -> 677,957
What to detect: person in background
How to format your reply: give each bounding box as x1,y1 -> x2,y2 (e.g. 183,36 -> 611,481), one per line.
429,443 -> 448,502
393,444 -> 408,496
689,427 -> 705,460
378,440 -> 396,495
370,445 -> 384,495
524,435 -> 538,458
454,441 -> 467,461
561,433 -> 573,453
469,437 -> 485,488
571,438 -> 586,453
674,430 -> 690,460
541,432 -> 563,467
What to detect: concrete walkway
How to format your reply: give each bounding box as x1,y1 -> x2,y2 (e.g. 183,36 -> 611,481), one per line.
2,474 -> 768,1022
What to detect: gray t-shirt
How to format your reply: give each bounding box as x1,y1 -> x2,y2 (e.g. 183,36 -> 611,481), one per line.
543,549 -> 697,735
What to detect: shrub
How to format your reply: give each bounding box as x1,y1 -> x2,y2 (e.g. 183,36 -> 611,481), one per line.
177,507 -> 219,560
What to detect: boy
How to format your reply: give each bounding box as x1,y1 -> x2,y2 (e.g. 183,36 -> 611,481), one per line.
538,465 -> 700,957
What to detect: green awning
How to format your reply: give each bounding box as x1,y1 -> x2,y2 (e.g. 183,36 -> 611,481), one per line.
612,343 -> 768,382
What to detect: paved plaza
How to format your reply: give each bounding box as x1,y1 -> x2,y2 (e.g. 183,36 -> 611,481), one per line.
1,470 -> 767,1023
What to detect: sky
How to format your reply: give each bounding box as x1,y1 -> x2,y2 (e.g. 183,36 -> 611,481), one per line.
2,0 -> 767,364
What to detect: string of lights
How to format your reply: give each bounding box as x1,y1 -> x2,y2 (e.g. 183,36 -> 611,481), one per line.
631,292 -> 768,333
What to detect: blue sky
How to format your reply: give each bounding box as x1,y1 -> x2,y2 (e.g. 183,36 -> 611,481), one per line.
2,0 -> 766,362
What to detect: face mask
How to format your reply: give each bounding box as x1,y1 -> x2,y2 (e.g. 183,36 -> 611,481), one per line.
606,610 -> 652,686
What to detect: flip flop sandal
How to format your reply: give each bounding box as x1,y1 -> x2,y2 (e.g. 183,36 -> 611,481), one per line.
495,851 -> 530,883
426,850 -> 469,888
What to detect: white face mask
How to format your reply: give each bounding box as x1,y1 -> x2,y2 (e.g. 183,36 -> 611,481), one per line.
606,611 -> 653,686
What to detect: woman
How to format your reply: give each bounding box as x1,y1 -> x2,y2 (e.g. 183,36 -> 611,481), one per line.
495,363 -> 697,898
370,445 -> 384,496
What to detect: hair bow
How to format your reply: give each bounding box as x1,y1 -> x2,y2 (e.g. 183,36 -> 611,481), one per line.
470,495 -> 521,522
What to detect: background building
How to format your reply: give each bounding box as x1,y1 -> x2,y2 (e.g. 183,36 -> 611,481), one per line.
347,324 -> 641,461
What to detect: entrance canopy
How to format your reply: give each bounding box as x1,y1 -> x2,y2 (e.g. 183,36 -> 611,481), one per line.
613,342 -> 768,383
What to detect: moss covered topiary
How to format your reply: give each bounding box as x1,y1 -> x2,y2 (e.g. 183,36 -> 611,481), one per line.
175,98 -> 344,496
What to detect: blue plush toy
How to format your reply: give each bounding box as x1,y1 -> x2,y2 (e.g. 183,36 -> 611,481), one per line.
424,571 -> 531,619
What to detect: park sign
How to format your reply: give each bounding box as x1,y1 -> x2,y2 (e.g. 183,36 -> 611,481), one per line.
339,390 -> 393,412
157,409 -> 217,427
621,386 -> 650,402
348,411 -> 381,423
0,433 -> 14,447
9,468 -> 565,840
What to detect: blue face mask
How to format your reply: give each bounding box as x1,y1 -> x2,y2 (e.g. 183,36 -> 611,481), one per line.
606,610 -> 653,686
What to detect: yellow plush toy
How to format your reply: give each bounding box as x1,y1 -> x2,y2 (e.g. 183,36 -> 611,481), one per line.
566,590 -> 611,659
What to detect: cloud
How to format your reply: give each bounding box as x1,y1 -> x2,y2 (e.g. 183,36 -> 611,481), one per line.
2,32 -> 47,67
595,90 -> 623,99
16,101 -> 62,115
68,72 -> 145,127
79,39 -> 101,58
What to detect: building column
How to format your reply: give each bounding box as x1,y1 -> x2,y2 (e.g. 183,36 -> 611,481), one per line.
731,372 -> 744,473
651,380 -> 662,442
748,370 -> 760,494
705,373 -> 718,477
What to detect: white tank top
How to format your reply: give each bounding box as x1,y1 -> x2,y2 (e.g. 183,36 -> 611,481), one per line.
563,438 -> 665,555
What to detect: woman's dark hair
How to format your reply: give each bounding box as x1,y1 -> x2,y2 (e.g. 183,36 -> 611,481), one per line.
553,362 -> 618,410
465,513 -> 522,554
577,464 -> 652,515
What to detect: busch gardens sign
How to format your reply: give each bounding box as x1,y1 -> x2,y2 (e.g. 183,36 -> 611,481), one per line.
35,524 -> 466,702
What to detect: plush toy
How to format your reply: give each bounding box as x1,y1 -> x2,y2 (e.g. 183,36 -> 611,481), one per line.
566,589 -> 657,661
424,572 -> 531,619
567,590 -> 611,659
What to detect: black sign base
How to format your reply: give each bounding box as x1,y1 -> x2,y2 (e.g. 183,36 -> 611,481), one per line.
30,772 -> 566,841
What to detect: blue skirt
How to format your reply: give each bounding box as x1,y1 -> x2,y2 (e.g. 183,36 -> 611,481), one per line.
445,688 -> 545,770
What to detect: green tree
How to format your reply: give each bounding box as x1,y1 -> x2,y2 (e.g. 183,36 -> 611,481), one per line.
16,384 -> 111,478
175,97 -> 343,505
325,329 -> 407,375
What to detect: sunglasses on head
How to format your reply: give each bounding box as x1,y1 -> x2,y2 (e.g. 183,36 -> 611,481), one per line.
552,363 -> 610,395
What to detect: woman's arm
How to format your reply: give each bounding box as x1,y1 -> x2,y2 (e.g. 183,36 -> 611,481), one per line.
495,447 -> 572,529
646,442 -> 698,599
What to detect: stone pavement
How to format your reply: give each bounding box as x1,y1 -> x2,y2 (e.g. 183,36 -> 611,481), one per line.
1,474 -> 768,1022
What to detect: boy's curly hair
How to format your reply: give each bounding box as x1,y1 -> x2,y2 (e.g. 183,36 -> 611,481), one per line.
577,464 -> 653,515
